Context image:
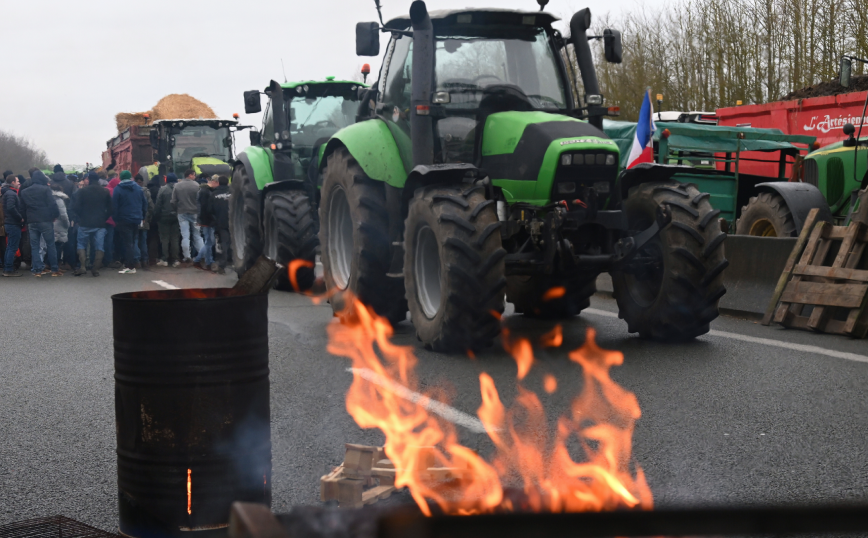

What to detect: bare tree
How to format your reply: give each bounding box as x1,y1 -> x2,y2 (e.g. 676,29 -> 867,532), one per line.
0,130 -> 50,174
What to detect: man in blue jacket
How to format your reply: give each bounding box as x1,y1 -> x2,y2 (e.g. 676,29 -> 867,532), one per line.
20,170 -> 60,277
2,175 -> 25,277
112,170 -> 147,274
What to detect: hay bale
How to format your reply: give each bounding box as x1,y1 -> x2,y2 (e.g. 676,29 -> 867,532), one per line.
152,94 -> 217,121
114,94 -> 217,133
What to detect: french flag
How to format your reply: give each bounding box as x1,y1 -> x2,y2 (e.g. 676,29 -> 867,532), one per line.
626,90 -> 656,169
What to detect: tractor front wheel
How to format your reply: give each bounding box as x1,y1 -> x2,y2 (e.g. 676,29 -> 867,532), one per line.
611,181 -> 727,341
229,165 -> 263,277
735,192 -> 796,237
319,148 -> 406,324
404,185 -> 506,352
263,190 -> 318,291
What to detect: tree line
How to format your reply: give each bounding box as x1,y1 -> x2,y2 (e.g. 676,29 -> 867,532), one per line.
0,129 -> 50,172
579,0 -> 868,121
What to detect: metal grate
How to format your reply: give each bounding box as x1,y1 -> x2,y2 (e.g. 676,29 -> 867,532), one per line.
0,516 -> 118,538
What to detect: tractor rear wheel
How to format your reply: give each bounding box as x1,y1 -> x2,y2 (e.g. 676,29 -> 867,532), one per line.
230,165 -> 262,277
612,181 -> 727,341
404,185 -> 506,352
506,274 -> 597,319
735,192 -> 796,237
263,190 -> 318,291
319,148 -> 406,324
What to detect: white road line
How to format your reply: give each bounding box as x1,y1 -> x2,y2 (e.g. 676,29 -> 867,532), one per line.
152,280 -> 179,290
346,367 -> 490,433
583,308 -> 868,364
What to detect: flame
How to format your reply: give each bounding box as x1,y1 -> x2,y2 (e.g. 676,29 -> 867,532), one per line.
288,259 -> 315,292
543,374 -> 557,394
187,469 -> 192,515
330,295 -> 652,515
541,325 -> 563,347
542,286 -> 566,301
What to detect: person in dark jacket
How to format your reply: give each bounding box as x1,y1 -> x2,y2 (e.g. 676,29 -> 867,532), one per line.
20,170 -> 60,276
49,164 -> 74,197
2,175 -> 25,277
212,175 -> 231,274
154,173 -> 180,266
71,171 -> 112,276
134,174 -> 155,268
192,176 -> 217,270
112,170 -> 147,274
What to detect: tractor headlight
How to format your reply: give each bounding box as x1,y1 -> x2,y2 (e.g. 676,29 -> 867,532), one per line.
593,181 -> 610,194
561,154 -> 572,166
587,94 -> 603,106
276,142 -> 283,150
281,130 -> 290,140
274,132 -> 280,140
573,154 -> 584,165
596,154 -> 606,165
605,154 -> 616,166
557,182 -> 576,194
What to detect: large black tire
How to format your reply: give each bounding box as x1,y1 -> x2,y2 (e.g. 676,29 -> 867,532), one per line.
404,185 -> 506,352
611,181 -> 727,341
263,190 -> 318,291
319,148 -> 406,324
506,274 -> 596,319
230,164 -> 263,277
735,192 -> 797,237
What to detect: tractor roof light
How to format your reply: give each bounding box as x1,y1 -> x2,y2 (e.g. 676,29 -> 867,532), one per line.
361,63 -> 371,75
233,113 -> 240,119
607,106 -> 620,116
586,94 -> 603,106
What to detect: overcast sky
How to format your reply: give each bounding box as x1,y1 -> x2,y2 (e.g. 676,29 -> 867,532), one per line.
1,0 -> 659,167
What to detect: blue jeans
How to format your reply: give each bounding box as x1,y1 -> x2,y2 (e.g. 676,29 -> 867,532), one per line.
28,221 -> 57,273
194,226 -> 215,265
78,227 -> 106,252
4,225 -> 21,272
178,213 -> 204,260
134,229 -> 148,263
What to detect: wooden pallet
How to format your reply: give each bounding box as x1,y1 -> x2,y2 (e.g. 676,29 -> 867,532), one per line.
320,444 -> 469,508
766,205 -> 868,337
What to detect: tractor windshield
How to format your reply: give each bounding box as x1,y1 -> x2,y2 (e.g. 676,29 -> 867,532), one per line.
289,95 -> 357,153
170,125 -> 231,165
435,27 -> 567,110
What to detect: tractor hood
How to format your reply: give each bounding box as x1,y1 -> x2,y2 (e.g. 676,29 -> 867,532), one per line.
481,111 -> 615,182
192,156 -> 231,178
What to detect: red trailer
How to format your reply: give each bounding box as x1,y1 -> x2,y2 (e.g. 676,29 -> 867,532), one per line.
102,125 -> 154,174
716,91 -> 868,177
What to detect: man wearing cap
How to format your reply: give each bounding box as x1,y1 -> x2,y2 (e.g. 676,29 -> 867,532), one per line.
71,172 -> 112,276
171,169 -> 204,264
20,170 -> 61,276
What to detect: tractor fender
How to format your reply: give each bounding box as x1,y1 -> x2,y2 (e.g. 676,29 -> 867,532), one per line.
236,146 -> 274,191
755,182 -> 834,233
618,162 -> 695,201
321,119 -> 407,188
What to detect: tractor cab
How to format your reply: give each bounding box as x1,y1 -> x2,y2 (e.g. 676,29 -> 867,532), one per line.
150,119 -> 237,177
244,79 -> 366,182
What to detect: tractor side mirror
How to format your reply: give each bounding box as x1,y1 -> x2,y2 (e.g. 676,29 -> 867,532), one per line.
356,22 -> 380,56
149,129 -> 159,149
249,130 -> 262,147
604,29 -> 622,64
840,57 -> 852,88
244,90 -> 262,114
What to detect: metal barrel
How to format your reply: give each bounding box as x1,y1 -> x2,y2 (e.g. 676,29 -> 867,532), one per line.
113,288 -> 271,538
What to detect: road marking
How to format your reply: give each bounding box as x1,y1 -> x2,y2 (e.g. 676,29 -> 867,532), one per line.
583,308 -> 868,364
346,367 -> 490,433
152,280 -> 179,290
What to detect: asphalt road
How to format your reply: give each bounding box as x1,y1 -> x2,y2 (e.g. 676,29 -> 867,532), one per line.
2,267 -> 868,531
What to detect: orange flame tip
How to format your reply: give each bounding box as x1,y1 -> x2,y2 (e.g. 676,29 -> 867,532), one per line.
541,325 -> 563,347
288,259 -> 315,292
542,286 -> 566,301
543,374 -> 557,393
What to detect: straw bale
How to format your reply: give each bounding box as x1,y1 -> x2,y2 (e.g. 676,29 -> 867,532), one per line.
114,94 -> 217,133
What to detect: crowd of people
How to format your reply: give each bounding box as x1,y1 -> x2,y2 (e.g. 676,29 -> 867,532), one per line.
0,164 -> 232,278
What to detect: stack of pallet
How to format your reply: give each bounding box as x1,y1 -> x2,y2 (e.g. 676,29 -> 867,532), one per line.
320,444 -> 471,508
763,197 -> 868,337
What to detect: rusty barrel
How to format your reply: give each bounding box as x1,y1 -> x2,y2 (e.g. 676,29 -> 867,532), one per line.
113,288 -> 271,538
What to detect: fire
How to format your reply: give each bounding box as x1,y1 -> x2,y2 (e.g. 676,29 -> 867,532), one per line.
187,469 -> 192,515
329,296 -> 652,516
288,259 -> 315,292
542,286 -> 566,301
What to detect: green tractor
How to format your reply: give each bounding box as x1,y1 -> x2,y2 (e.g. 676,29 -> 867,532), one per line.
149,119 -> 241,178
316,1 -> 727,351
230,78 -> 367,289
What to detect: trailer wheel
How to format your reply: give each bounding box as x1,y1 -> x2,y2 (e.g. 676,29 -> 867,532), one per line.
506,274 -> 597,319
735,192 -> 797,237
319,148 -> 406,324
263,190 -> 318,291
230,165 -> 262,277
404,185 -> 506,352
612,181 -> 727,341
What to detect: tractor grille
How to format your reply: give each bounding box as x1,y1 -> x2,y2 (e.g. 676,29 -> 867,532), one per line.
0,516 -> 118,538
551,150 -> 619,208
803,158 -> 818,186
826,157 -> 845,204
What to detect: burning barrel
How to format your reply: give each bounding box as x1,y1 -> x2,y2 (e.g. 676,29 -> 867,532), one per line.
113,288 -> 271,538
